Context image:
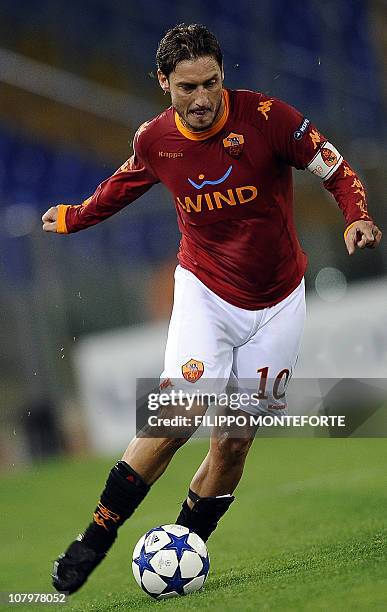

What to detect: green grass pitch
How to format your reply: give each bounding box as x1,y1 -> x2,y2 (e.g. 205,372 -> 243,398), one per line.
1,439 -> 387,611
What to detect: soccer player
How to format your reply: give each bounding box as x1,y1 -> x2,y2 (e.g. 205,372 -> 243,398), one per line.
42,24 -> 382,594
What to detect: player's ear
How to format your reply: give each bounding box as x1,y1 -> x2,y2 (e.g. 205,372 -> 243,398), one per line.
157,69 -> 170,94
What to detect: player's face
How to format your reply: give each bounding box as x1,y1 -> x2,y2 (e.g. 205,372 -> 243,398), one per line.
158,56 -> 224,132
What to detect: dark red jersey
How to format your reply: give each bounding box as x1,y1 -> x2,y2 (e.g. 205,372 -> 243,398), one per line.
57,89 -> 372,309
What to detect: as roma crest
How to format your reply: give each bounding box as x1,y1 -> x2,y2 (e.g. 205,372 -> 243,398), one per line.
182,358 -> 204,383
321,147 -> 338,167
222,132 -> 245,159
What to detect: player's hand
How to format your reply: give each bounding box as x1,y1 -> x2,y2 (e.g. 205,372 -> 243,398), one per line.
42,206 -> 58,232
344,220 -> 382,255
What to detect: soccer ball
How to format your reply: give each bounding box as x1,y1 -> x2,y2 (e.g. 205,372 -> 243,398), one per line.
132,524 -> 210,599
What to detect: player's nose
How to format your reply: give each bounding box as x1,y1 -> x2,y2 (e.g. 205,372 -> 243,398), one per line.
194,87 -> 210,108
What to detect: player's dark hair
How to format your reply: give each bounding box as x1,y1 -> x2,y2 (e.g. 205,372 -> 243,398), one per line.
156,23 -> 223,77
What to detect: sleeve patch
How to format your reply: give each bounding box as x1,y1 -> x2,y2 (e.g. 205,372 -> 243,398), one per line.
307,141 -> 343,180
293,118 -> 310,140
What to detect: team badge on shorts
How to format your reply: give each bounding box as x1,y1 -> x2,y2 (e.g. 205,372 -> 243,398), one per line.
181,358 -> 204,382
222,132 -> 245,159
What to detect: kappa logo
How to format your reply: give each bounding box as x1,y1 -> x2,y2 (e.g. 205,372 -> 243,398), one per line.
257,99 -> 273,120
159,151 -> 184,158
343,165 -> 355,177
182,358 -> 204,383
352,177 -> 366,200
188,165 -> 233,190
309,129 -> 322,150
93,502 -> 120,531
223,132 -> 245,159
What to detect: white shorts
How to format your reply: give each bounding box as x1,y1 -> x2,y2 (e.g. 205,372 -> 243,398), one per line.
160,265 -> 306,415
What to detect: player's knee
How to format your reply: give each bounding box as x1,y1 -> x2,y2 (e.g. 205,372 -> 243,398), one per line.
213,436 -> 252,466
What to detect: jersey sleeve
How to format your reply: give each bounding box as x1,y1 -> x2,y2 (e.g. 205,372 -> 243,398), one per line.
256,94 -> 320,169
256,94 -> 373,228
56,126 -> 159,234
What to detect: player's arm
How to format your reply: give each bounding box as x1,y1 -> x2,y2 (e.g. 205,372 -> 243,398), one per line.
304,136 -> 382,255
258,96 -> 382,254
322,160 -> 382,255
42,128 -> 159,234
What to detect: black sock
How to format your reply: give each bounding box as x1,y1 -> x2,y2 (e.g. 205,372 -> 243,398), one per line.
81,461 -> 150,553
175,489 -> 235,542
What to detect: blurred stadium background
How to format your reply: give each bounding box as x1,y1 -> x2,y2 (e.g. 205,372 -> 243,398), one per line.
0,0 -> 386,465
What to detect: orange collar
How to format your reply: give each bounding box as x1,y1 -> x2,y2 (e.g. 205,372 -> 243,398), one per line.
174,89 -> 229,141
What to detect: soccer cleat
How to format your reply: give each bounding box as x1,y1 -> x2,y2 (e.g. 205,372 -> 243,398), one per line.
52,538 -> 106,594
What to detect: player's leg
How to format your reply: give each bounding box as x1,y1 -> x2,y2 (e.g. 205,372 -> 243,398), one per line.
176,279 -> 306,541
53,385 -> 211,595
122,433 -> 190,484
52,266 -> 237,594
186,422 -> 255,498
176,415 -> 256,541
52,433 -> 196,594
161,265 -> 253,541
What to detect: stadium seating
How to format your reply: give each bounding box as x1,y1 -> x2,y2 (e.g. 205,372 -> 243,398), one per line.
0,0 -> 382,137
0,124 -> 179,284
